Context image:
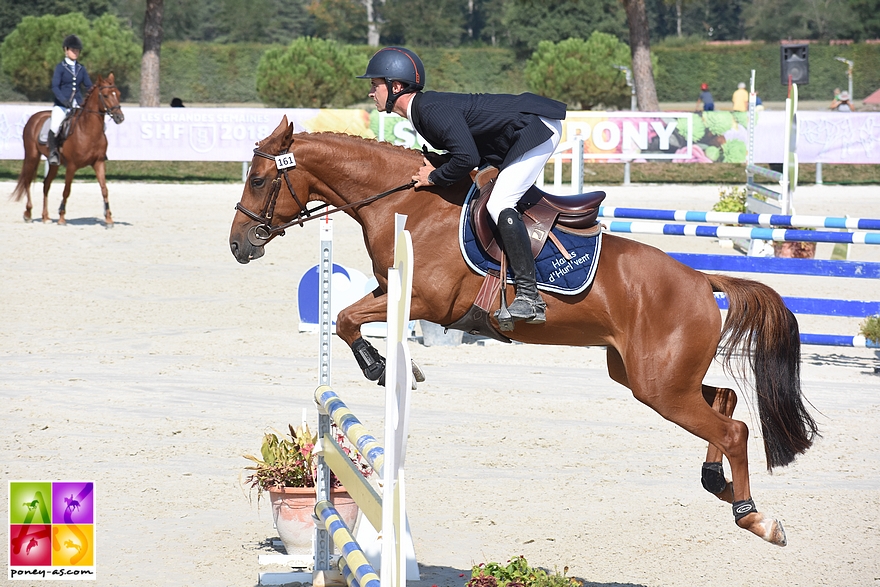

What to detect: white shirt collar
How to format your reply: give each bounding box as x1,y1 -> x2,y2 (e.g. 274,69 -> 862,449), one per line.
405,95 -> 414,126
64,57 -> 77,67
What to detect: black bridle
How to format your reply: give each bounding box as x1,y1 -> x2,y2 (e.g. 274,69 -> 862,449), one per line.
235,142 -> 415,247
73,83 -> 124,126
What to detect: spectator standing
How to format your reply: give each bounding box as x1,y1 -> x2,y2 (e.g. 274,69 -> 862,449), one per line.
732,82 -> 748,111
696,83 -> 714,112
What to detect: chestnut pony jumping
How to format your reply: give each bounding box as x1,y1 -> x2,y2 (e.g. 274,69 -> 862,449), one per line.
11,73 -> 124,226
229,117 -> 818,547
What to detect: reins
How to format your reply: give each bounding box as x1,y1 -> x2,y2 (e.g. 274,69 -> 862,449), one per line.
236,144 -> 415,245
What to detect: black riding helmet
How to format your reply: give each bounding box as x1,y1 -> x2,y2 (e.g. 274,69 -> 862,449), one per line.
63,34 -> 83,51
357,47 -> 425,113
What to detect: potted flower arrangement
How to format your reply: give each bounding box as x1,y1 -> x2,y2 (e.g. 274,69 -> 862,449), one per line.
860,315 -> 880,373
243,423 -> 368,555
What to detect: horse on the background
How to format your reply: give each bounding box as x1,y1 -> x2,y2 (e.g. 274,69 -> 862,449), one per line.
11,73 -> 124,226
229,116 -> 819,547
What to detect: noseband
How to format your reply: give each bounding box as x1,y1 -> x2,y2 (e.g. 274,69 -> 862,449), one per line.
235,142 -> 415,247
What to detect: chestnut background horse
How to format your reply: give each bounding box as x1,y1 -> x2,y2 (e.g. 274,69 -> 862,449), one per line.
229,116 -> 818,547
11,73 -> 124,226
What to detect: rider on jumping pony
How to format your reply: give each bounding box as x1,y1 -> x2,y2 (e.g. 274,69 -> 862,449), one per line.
48,34 -> 93,166
358,47 -> 566,326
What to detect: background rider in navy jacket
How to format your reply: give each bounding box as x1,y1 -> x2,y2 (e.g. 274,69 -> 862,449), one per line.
48,34 -> 93,165
358,47 -> 566,326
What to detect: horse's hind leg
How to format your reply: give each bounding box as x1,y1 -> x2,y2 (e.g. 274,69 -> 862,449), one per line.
701,385 -> 737,503
623,346 -> 786,546
93,159 -> 113,226
41,164 -> 60,223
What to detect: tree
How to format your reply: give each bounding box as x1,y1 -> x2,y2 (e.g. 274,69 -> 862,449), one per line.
308,0 -> 368,43
524,34 -> 634,109
0,12 -> 139,101
621,0 -> 659,110
140,0 -> 163,106
503,0 -> 628,58
744,0 -> 859,41
255,37 -> 368,107
0,0 -> 109,42
379,0 -> 468,47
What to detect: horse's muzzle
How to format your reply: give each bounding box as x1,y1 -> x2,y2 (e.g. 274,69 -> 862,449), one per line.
229,238 -> 264,264
247,224 -> 272,247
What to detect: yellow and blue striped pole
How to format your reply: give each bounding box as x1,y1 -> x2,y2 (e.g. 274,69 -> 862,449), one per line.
315,386 -> 385,478
315,500 -> 380,587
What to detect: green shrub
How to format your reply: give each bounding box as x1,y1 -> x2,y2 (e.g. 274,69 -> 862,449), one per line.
524,34 -> 632,109
712,185 -> 747,213
467,556 -> 581,587
861,315 -> 880,344
0,12 -> 139,101
256,37 -> 367,108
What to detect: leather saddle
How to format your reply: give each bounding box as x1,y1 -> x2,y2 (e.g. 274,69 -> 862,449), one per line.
445,167 -> 606,342
38,114 -> 73,145
471,166 -> 606,263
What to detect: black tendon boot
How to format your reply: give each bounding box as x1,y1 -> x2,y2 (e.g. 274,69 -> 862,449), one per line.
495,208 -> 546,324
47,131 -> 60,166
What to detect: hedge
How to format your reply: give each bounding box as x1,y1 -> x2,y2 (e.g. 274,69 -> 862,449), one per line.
1,40 -> 878,106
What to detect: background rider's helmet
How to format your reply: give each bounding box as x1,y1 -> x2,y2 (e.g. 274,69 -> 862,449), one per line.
357,47 -> 425,113
63,34 -> 83,51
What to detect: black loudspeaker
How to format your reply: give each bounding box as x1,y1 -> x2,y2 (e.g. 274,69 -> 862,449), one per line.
780,44 -> 809,85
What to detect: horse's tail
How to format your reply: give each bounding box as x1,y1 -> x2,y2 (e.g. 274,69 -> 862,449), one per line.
11,122 -> 42,202
707,273 -> 819,471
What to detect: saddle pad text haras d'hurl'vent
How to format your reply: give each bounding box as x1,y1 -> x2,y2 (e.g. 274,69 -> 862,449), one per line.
458,185 -> 602,295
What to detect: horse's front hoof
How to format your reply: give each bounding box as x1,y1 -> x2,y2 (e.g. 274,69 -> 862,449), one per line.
105,213 -> 114,227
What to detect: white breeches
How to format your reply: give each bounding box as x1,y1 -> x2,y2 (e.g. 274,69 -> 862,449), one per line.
486,116 -> 563,223
50,105 -> 68,134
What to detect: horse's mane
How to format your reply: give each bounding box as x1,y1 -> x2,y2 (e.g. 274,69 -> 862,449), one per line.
257,129 -> 422,160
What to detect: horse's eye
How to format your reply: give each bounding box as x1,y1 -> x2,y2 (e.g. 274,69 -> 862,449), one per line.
251,177 -> 265,189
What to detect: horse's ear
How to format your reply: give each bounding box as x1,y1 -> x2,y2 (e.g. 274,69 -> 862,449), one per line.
107,72 -> 115,83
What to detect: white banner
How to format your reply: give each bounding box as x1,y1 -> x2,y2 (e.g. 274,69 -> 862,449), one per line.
0,106 -> 373,161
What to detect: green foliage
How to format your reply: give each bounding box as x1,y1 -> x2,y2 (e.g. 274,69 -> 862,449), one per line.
0,12 -> 139,101
0,0 -> 109,42
154,41 -> 271,104
712,185 -> 747,213
653,41 -> 880,102
380,0 -> 467,47
467,556 -> 581,587
860,315 -> 880,344
243,424 -> 319,492
256,37 -> 367,107
503,0 -> 627,59
524,34 -> 632,109
308,0 -> 367,44
417,46 -> 524,93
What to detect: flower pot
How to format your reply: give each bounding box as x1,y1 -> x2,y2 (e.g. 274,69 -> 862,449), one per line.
269,487 -> 358,556
774,241 -> 816,258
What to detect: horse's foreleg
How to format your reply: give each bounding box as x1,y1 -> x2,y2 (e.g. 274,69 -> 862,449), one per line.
58,166 -> 77,225
41,164 -> 60,223
93,160 -> 112,226
700,385 -> 737,503
336,290 -> 425,386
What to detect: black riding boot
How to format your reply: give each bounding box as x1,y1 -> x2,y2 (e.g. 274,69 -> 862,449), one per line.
47,131 -> 60,166
496,207 -> 546,324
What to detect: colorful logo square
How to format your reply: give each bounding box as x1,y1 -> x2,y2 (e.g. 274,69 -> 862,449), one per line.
8,481 -> 96,581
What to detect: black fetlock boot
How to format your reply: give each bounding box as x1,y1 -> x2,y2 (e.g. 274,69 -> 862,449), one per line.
47,131 -> 60,166
495,208 -> 546,324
